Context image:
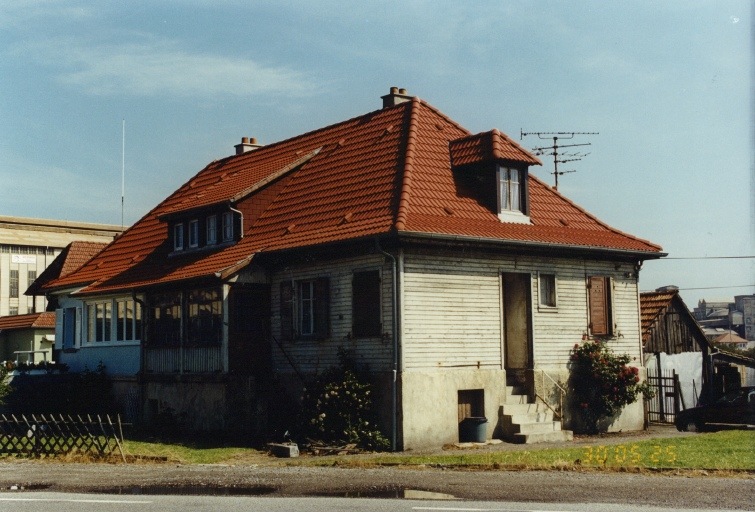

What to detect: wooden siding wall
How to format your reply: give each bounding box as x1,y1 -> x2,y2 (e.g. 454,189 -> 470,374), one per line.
270,255 -> 394,375
644,302 -> 702,354
401,251 -> 642,370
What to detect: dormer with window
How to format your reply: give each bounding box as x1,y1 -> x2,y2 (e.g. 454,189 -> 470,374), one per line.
449,129 -> 541,224
163,207 -> 242,255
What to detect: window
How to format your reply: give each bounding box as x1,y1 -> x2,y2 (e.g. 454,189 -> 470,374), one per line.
151,292 -> 182,346
9,270 -> 19,298
280,277 -> 330,340
222,212 -> 234,242
28,270 -> 37,285
538,273 -> 557,308
497,165 -> 529,223
173,223 -> 184,251
188,219 -> 199,248
587,276 -> 613,336
148,288 -> 222,347
499,167 -> 521,212
187,288 -> 222,344
87,301 -> 112,342
116,299 -> 142,342
206,215 -> 218,245
352,270 -> 382,337
61,307 -> 80,350
87,298 -> 141,343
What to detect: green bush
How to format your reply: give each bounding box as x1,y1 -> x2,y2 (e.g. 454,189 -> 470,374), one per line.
297,349 -> 389,451
569,340 -> 653,433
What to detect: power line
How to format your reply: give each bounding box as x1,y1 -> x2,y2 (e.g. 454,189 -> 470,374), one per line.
659,255 -> 755,260
642,284 -> 754,292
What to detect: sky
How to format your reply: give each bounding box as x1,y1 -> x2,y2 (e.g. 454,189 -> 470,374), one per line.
0,0 -> 752,307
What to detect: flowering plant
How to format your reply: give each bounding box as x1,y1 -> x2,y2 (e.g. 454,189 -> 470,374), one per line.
297,348 -> 389,451
569,340 -> 653,433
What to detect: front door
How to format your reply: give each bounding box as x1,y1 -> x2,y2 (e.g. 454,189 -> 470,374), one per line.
228,284 -> 271,379
502,273 -> 532,388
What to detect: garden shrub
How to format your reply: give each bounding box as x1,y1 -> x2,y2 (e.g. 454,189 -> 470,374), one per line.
569,340 -> 653,433
297,348 -> 390,451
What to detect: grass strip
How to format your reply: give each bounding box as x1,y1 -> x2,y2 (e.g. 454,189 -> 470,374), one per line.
117,430 -> 754,471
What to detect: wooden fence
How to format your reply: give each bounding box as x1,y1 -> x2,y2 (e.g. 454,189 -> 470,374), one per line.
0,414 -> 125,460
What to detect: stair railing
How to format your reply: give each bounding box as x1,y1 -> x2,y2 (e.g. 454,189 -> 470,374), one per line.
534,370 -> 567,428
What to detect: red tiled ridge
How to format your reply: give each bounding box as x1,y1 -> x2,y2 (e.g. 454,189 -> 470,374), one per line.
0,312 -> 55,330
47,94 -> 663,295
450,129 -> 541,167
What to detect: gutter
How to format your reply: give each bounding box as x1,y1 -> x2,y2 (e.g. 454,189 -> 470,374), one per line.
376,238 -> 399,452
396,230 -> 667,261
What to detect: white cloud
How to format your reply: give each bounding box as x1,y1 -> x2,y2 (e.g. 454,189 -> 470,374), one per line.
20,38 -> 318,99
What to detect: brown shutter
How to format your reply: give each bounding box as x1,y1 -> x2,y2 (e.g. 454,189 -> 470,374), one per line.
280,281 -> 294,340
313,277 -> 330,339
588,276 -> 610,336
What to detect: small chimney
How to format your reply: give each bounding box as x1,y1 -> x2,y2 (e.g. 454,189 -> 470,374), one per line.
235,136 -> 263,155
381,86 -> 413,108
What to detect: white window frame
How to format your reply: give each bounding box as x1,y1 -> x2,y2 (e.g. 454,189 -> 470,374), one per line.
222,212 -> 234,242
188,219 -> 199,248
85,297 -> 142,346
497,166 -> 530,224
297,280 -> 315,337
173,223 -> 184,251
206,215 -> 218,245
538,272 -> 558,310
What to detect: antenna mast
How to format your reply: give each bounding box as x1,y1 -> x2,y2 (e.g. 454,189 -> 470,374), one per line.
121,119 -> 125,230
520,131 -> 598,190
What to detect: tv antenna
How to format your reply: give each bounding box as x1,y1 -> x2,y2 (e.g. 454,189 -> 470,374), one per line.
520,131 -> 599,190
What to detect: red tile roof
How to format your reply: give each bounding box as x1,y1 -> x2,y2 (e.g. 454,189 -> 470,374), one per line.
640,291 -> 677,337
0,312 -> 56,331
47,93 -> 663,295
26,241 -> 107,296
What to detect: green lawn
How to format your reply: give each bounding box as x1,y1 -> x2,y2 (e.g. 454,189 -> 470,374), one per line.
121,430 -> 755,471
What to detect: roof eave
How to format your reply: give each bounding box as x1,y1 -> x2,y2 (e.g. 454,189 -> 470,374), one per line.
396,230 -> 667,261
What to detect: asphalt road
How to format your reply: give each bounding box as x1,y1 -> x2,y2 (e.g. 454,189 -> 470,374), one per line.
0,462 -> 752,510
0,493 -> 749,512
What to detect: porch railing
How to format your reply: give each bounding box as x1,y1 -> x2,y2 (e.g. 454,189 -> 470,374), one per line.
144,345 -> 222,374
535,369 -> 567,427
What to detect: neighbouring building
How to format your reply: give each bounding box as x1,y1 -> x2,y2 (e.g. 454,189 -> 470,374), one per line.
0,216 -> 122,316
0,312 -> 56,363
41,88 -> 665,449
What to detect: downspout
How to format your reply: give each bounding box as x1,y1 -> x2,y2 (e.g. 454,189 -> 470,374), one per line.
132,291 -> 148,426
376,238 -> 399,451
229,206 -> 244,238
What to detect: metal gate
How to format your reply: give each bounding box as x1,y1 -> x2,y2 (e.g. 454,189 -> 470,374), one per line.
646,368 -> 681,424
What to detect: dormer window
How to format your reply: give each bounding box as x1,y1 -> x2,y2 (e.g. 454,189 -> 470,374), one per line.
222,212 -> 234,242
173,223 -> 184,251
188,219 -> 199,248
206,215 -> 218,245
497,165 -> 530,224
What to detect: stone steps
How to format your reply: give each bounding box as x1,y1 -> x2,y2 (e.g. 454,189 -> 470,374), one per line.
500,390 -> 573,444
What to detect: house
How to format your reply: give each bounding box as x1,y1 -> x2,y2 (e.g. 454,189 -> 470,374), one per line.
640,288 -> 712,418
0,216 -> 121,317
42,88 -> 664,449
0,312 -> 56,364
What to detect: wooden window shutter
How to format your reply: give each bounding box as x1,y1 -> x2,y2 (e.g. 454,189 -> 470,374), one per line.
280,281 -> 294,340
587,276 -> 611,336
313,277 -> 330,339
352,270 -> 381,337
62,307 -> 76,350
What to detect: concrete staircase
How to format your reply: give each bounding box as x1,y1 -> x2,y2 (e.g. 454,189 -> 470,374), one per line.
500,386 -> 573,444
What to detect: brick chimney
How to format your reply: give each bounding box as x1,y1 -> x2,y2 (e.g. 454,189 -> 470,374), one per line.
381,86 -> 412,108
235,137 -> 263,155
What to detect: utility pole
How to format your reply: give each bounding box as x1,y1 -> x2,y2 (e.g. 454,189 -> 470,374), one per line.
520,131 -> 598,190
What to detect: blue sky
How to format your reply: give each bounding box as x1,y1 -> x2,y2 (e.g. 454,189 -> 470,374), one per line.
0,1 -> 752,306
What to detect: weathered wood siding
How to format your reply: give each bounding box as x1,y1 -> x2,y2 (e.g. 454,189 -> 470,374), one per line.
401,250 -> 642,370
270,255 -> 394,375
